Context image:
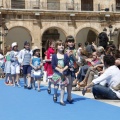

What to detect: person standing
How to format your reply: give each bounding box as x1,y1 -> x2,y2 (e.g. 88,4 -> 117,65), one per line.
10,42 -> 20,87
30,46 -> 43,92
18,41 -> 32,89
4,46 -> 12,85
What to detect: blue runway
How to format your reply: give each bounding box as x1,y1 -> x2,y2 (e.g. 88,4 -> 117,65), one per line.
0,79 -> 120,120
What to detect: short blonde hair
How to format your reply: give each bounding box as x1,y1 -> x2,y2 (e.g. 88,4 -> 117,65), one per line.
97,46 -> 104,53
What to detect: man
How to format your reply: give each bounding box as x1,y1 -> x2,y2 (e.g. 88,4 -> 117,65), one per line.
83,55 -> 120,100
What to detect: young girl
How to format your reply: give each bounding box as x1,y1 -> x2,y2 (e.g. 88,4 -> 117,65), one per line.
4,46 -> 12,85
65,35 -> 78,104
18,41 -> 32,89
30,46 -> 43,92
10,42 -> 20,87
51,40 -> 69,106
45,39 -> 55,94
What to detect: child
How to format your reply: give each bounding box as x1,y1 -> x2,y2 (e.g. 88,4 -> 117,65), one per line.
30,46 -> 43,92
4,46 -> 12,85
10,42 -> 20,87
0,51 -> 5,78
51,40 -> 69,106
45,39 -> 55,94
65,35 -> 78,104
18,41 -> 32,89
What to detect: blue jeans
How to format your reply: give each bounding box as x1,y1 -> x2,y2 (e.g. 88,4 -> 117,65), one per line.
92,84 -> 119,100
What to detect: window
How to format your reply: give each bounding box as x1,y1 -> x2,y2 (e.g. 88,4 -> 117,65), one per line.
11,0 -> 25,9
81,0 -> 93,11
116,0 -> 120,11
47,0 -> 60,10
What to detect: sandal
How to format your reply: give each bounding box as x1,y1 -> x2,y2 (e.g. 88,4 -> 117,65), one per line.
78,81 -> 86,87
72,87 -> 80,91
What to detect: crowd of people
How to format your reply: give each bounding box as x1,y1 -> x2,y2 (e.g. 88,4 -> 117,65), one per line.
0,33 -> 120,106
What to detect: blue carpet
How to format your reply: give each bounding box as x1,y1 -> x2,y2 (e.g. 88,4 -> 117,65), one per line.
0,79 -> 120,120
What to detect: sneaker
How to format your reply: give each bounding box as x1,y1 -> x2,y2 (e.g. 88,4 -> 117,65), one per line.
27,86 -> 32,90
47,89 -> 51,94
16,83 -> 21,88
24,85 -> 27,89
13,84 -> 16,87
67,99 -> 74,104
37,88 -> 40,92
5,81 -> 9,85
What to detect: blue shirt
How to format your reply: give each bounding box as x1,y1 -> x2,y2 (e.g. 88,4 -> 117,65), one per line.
32,57 -> 41,67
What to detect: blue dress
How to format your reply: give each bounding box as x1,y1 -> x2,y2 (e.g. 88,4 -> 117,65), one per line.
31,56 -> 43,79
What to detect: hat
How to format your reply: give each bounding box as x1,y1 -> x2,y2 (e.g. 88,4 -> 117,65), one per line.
24,41 -> 30,46
32,46 -> 40,52
11,42 -> 17,48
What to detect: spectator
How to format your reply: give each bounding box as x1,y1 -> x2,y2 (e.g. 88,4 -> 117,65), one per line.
83,55 -> 120,100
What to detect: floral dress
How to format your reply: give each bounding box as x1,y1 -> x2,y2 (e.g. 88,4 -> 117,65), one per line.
51,58 -> 69,86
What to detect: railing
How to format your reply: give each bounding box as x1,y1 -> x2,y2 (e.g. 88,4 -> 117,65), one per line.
0,1 -> 120,12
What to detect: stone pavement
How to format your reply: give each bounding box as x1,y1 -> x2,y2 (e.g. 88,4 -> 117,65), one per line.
41,81 -> 120,107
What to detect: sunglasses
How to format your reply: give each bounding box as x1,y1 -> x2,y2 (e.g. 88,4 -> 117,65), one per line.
58,43 -> 64,46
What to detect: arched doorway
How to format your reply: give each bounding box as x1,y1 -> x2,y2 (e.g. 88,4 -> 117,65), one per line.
76,27 -> 98,48
6,27 -> 32,50
42,27 -> 66,58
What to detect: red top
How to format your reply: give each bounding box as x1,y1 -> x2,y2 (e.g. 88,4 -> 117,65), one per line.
44,47 -> 55,76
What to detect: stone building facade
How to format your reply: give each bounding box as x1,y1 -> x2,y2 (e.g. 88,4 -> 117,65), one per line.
0,0 -> 120,55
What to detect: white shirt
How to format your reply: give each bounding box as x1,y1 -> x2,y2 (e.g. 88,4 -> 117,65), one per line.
92,65 -> 120,98
17,49 -> 32,64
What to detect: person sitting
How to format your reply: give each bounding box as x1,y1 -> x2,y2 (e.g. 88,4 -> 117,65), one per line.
73,52 -> 100,91
83,55 -> 120,100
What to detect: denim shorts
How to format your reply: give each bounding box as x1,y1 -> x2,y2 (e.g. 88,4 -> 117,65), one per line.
22,65 -> 32,75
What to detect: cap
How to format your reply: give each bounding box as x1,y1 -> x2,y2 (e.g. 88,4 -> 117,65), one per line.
11,42 -> 17,48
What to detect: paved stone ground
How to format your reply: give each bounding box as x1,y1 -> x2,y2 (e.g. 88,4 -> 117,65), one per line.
41,81 -> 120,107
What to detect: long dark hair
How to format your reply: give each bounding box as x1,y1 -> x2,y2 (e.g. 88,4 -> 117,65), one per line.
45,39 -> 55,51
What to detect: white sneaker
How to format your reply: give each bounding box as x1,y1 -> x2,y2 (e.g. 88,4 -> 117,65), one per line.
37,88 -> 40,92
16,83 -> 21,88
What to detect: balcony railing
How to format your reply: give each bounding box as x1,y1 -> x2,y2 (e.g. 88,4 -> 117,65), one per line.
0,1 -> 119,12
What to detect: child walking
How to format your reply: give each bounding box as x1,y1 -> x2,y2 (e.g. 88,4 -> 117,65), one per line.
4,46 -> 12,85
18,41 -> 32,89
65,35 -> 78,104
45,39 -> 55,94
51,40 -> 69,106
10,42 -> 20,87
30,46 -> 43,92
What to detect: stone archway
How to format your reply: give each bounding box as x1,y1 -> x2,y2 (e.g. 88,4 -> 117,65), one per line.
6,26 -> 32,50
76,27 -> 98,48
41,27 -> 66,58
